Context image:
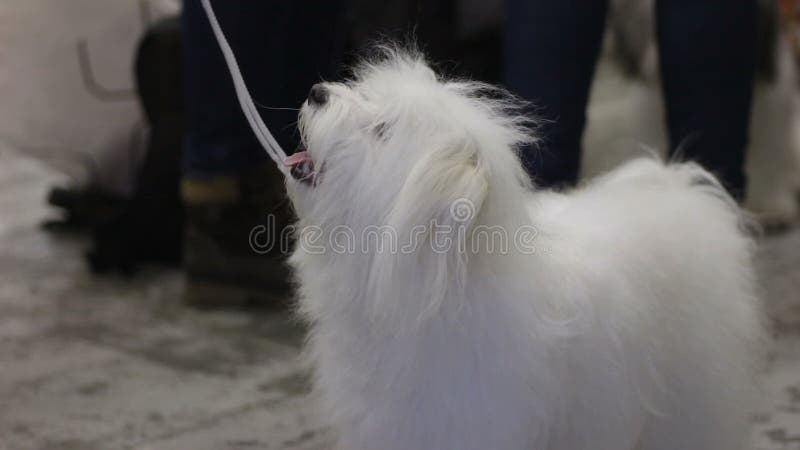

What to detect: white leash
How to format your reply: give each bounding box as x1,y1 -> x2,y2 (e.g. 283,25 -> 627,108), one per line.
199,0 -> 290,176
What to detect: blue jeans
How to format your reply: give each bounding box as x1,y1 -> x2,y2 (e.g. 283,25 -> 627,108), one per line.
505,0 -> 756,198
182,0 -> 345,178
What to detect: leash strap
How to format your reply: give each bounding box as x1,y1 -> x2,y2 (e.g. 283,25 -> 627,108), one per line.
199,0 -> 290,176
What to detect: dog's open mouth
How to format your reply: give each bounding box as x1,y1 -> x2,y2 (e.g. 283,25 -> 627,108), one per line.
285,149 -> 316,185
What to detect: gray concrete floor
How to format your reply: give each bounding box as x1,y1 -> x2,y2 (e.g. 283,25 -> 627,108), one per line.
0,148 -> 324,449
1,137 -> 800,448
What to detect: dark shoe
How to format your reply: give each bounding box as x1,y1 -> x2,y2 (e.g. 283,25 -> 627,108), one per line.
182,163 -> 294,308
45,187 -> 128,231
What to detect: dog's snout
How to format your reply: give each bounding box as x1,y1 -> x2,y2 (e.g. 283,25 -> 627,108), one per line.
308,84 -> 328,106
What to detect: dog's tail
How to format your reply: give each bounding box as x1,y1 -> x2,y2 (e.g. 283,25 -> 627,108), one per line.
672,162 -> 760,237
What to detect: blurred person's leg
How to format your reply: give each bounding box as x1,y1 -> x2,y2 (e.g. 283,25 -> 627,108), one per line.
504,0 -> 608,188
183,0 -> 345,174
182,0 -> 344,307
349,0 -> 503,82
656,0 -> 756,200
349,0 -> 456,60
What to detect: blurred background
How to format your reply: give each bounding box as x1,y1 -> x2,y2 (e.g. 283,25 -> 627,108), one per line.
1,0 -> 800,448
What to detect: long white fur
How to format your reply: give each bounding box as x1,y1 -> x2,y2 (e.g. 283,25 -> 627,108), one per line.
287,49 -> 765,450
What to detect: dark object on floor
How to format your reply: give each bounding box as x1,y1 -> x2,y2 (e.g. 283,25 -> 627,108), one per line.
182,163 -> 294,309
86,16 -> 185,274
44,187 -> 128,231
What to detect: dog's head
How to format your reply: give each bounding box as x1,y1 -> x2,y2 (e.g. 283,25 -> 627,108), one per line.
288,48 -> 537,325
288,48 -> 534,230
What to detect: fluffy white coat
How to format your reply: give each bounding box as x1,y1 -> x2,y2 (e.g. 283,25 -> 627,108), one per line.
287,50 -> 764,450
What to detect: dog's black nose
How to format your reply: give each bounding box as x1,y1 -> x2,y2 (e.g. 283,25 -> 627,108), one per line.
308,84 -> 328,106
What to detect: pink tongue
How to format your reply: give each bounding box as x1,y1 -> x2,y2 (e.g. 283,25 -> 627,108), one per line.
285,151 -> 313,167
285,151 -> 315,182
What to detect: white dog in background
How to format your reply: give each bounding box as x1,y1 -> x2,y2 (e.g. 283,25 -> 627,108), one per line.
286,49 -> 764,450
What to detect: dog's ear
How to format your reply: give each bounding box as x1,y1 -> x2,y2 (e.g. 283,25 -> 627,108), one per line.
369,136 -> 488,326
388,135 -> 488,236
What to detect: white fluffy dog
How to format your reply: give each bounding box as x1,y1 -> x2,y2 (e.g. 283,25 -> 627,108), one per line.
286,49 -> 764,450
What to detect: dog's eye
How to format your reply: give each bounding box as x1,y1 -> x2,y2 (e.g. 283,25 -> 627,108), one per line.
373,122 -> 389,140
